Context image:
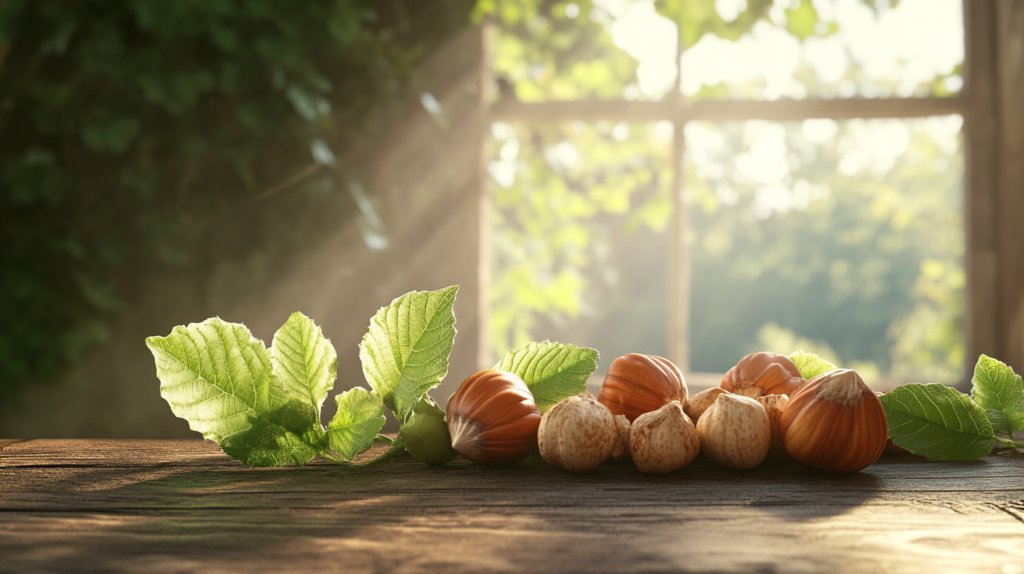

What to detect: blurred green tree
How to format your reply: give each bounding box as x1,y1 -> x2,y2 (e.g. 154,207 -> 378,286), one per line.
0,0 -> 474,402
686,119 -> 964,383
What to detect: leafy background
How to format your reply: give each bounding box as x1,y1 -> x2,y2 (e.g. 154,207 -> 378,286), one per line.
0,0 -> 475,406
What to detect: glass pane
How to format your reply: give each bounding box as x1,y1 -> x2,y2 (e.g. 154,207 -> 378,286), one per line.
686,116 -> 964,384
483,0 -> 678,102
489,121 -> 673,367
678,0 -> 963,100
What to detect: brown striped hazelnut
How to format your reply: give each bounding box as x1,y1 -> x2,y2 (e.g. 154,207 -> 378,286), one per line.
781,369 -> 887,473
721,352 -> 805,399
446,370 -> 541,465
598,354 -> 687,422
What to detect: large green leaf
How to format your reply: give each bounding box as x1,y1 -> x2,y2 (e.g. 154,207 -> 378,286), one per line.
970,354 -> 1024,437
146,318 -> 317,467
880,384 -> 995,461
270,311 -> 337,445
359,285 -> 458,419
325,387 -> 386,461
494,341 -> 599,412
789,350 -> 838,380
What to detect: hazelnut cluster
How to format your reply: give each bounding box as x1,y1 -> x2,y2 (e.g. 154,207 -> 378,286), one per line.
436,352 -> 887,475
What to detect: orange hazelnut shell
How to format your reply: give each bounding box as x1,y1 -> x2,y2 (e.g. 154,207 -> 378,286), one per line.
446,370 -> 541,465
780,370 -> 887,474
598,354 -> 687,422
721,352 -> 806,398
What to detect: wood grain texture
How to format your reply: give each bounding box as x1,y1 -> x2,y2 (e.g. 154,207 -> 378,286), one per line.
2,439 -> 1023,574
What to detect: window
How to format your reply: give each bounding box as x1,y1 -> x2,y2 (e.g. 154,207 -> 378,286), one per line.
480,0 -> 978,387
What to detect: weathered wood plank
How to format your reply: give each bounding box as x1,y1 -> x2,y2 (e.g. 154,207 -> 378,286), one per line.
1,440 -> 1022,573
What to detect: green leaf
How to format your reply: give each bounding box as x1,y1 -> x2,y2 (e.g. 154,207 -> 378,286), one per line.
325,387 -> 386,461
879,384 -> 995,461
146,318 -> 317,467
494,341 -> 599,412
359,285 -> 458,420
270,311 -> 337,445
970,354 -> 1024,436
789,350 -> 839,380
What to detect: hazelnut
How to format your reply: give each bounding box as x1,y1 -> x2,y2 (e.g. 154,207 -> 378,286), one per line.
538,392 -> 617,472
629,401 -> 700,474
611,414 -> 631,461
756,394 -> 790,460
598,354 -> 687,422
446,370 -> 542,464
684,387 -> 729,423
400,394 -> 459,466
721,352 -> 805,399
781,369 -> 886,473
696,393 -> 771,469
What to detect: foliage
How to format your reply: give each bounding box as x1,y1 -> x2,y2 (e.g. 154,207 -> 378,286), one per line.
473,0 -> 639,101
789,350 -> 838,380
0,0 -> 474,402
147,314 -> 329,467
879,383 -> 996,461
493,340 -> 599,412
971,354 -> 1024,438
359,286 -> 459,421
148,308 -> 393,467
324,385 -> 388,461
147,286 -> 599,467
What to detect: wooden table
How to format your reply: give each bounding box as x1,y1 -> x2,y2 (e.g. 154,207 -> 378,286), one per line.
2,439 -> 1022,573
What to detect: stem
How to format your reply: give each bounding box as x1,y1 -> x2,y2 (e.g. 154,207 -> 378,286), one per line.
995,437 -> 1024,449
352,439 -> 405,466
320,439 -> 406,468
373,434 -> 395,445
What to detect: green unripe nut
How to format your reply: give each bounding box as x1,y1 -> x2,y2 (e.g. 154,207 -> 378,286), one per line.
400,395 -> 459,466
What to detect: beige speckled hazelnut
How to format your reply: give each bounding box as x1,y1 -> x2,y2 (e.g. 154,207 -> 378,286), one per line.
757,394 -> 790,460
683,387 -> 729,423
696,393 -> 771,469
628,401 -> 700,474
538,392 -> 617,472
611,414 -> 631,461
